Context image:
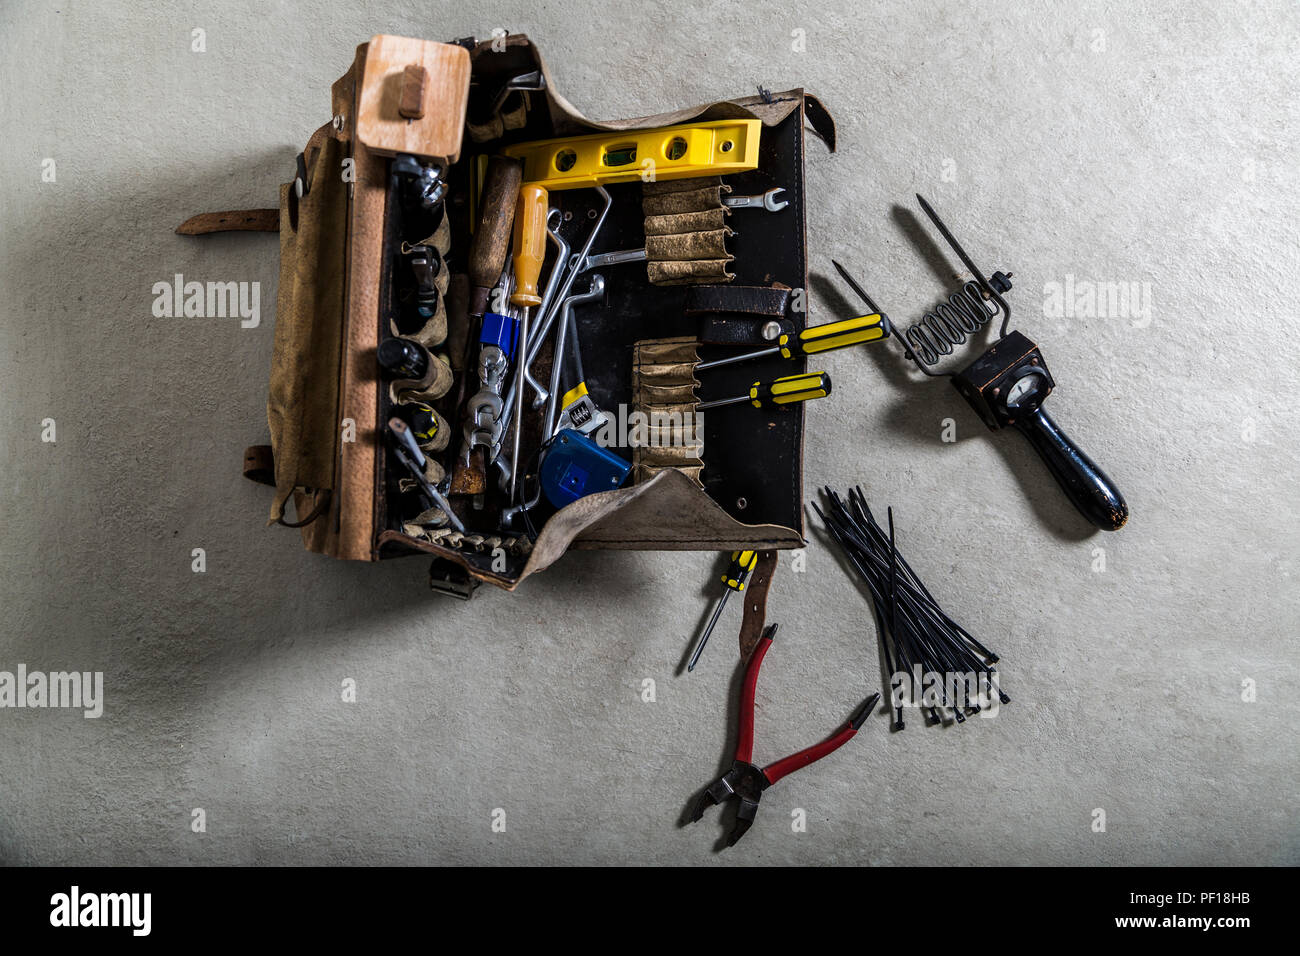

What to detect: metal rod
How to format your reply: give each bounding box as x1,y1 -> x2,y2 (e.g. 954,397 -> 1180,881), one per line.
914,194 -> 1011,338
695,393 -> 749,411
695,345 -> 780,372
507,306 -> 529,500
831,259 -> 882,315
687,589 -> 731,672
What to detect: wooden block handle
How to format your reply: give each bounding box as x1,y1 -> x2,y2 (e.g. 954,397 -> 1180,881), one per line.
468,155 -> 524,316
357,35 -> 470,164
399,65 -> 428,119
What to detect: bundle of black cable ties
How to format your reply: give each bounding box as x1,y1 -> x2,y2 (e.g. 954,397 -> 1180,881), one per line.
812,486 -> 1010,730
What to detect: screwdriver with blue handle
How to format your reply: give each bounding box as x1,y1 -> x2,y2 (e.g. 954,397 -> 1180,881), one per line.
694,313 -> 890,372
687,550 -> 758,672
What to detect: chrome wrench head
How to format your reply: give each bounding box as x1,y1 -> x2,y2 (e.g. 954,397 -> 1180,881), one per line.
762,187 -> 788,211
723,187 -> 788,212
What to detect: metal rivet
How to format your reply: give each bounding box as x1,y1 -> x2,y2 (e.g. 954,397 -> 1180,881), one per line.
761,321 -> 781,341
736,497 -> 747,509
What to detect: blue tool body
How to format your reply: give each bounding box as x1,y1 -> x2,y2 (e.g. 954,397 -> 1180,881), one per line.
540,430 -> 631,507
480,312 -> 519,358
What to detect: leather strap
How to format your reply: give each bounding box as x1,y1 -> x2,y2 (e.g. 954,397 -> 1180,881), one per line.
737,549 -> 779,659
804,93 -> 837,152
685,284 -> 790,317
278,489 -> 332,528
176,209 -> 280,235
699,317 -> 790,345
243,445 -> 275,486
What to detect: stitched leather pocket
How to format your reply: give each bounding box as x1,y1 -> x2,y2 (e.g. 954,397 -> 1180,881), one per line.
266,123 -> 347,526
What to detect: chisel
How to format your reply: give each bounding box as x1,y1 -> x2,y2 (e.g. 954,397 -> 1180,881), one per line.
451,156 -> 523,497
467,155 -> 524,317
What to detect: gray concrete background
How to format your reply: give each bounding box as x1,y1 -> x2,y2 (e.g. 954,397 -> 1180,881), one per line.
1,0 -> 1297,865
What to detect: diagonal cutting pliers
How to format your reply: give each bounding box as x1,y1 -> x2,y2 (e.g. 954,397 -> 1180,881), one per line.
688,623 -> 880,846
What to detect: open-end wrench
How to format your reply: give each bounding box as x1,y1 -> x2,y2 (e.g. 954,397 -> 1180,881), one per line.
527,187 -> 613,409
488,214 -> 569,488
543,276 -> 606,438
465,345 -> 509,452
501,275 -> 607,526
576,247 -> 648,273
723,187 -> 787,212
518,210 -> 569,402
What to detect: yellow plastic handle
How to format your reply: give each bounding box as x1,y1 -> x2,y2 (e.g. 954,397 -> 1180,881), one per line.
721,550 -> 758,591
749,372 -> 833,407
783,314 -> 890,358
510,184 -> 549,307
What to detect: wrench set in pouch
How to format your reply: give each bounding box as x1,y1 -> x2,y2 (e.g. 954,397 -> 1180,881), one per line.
181,33 -> 1128,846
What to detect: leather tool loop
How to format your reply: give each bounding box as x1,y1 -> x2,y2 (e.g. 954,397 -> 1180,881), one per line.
737,549 -> 779,659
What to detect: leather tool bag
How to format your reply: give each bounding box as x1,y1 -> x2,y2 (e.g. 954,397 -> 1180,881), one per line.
182,33 -> 837,595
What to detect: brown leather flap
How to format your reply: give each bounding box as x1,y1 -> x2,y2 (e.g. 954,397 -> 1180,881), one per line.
378,470 -> 803,591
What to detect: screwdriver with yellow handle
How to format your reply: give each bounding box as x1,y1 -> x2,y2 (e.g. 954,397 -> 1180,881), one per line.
695,314 -> 891,372
696,371 -> 832,411
687,550 -> 759,672
506,183 -> 549,500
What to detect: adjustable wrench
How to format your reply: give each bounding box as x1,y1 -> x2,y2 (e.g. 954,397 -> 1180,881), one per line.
543,276 -> 606,438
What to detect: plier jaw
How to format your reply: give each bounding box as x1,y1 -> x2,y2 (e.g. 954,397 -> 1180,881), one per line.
686,623 -> 882,848
689,760 -> 771,847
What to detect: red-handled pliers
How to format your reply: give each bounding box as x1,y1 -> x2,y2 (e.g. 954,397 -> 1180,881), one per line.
689,623 -> 880,846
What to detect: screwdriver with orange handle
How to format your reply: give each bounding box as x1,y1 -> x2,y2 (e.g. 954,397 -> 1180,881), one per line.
696,371 -> 832,411
695,313 -> 891,372
505,183 -> 550,500
687,550 -> 758,672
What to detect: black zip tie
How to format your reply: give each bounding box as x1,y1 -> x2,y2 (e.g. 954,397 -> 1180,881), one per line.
814,487 -> 1010,727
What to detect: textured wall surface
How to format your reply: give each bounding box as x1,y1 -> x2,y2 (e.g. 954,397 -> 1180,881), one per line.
1,0 -> 1296,865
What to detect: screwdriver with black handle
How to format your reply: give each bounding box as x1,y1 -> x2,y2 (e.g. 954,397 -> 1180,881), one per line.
696,371 -> 832,411
687,550 -> 758,672
695,314 -> 891,372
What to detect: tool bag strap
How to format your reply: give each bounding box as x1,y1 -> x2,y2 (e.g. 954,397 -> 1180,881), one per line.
802,93 -> 837,152
242,445 -> 276,485
737,550 -> 780,659
175,209 -> 280,235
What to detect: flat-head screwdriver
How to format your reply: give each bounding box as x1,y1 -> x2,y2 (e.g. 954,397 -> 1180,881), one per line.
695,314 -> 890,372
687,550 -> 758,672
506,183 -> 549,499
696,371 -> 832,411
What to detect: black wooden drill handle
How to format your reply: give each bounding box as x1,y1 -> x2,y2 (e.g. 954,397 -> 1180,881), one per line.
1013,407 -> 1129,531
